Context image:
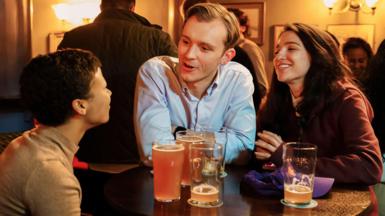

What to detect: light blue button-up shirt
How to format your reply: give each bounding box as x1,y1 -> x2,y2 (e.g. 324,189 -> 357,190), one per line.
134,56 -> 256,165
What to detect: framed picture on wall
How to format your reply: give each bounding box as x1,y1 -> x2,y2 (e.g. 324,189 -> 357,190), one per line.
326,24 -> 375,48
217,0 -> 266,45
273,25 -> 285,50
48,32 -> 65,53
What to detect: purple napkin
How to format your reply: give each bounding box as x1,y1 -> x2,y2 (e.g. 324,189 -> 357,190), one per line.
313,176 -> 335,198
240,169 -> 334,198
240,169 -> 284,197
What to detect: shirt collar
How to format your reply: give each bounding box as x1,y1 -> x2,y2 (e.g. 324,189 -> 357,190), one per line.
177,64 -> 222,98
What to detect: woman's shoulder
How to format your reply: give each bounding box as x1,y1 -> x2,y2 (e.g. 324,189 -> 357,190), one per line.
335,81 -> 366,100
331,80 -> 373,118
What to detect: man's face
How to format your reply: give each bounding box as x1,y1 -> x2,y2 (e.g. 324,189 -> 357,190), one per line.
178,16 -> 231,89
84,68 -> 112,127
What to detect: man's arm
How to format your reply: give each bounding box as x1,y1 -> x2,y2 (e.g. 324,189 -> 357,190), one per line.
223,67 -> 256,165
134,58 -> 175,165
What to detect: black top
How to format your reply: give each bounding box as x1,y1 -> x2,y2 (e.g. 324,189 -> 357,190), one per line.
58,9 -> 177,163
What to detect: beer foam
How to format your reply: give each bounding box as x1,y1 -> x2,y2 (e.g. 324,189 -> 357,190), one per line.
191,184 -> 218,195
177,136 -> 204,143
286,185 -> 313,194
153,144 -> 184,152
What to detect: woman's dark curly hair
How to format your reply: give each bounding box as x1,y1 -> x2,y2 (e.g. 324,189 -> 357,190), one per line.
20,49 -> 101,126
259,23 -> 353,130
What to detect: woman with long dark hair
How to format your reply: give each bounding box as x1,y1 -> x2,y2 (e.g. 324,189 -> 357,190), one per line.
254,23 -> 382,185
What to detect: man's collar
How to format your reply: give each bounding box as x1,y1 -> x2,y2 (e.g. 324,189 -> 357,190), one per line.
95,8 -> 162,29
178,65 -> 222,99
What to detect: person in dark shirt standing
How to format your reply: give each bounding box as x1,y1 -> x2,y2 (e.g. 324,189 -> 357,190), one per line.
58,0 -> 177,167
364,39 -> 385,182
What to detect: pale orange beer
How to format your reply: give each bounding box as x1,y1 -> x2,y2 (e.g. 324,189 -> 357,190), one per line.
284,184 -> 313,204
152,144 -> 184,202
176,135 -> 204,186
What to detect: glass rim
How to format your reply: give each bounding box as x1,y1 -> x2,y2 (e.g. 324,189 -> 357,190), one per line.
284,142 -> 317,150
152,143 -> 184,151
190,142 -> 223,151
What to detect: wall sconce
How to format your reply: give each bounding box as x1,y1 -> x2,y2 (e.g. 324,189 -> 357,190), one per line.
323,0 -> 379,15
52,1 -> 100,26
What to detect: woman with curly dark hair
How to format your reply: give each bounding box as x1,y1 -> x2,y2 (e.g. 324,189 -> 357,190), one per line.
253,23 -> 382,185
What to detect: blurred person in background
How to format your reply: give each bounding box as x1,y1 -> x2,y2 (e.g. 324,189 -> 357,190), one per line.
58,0 -> 177,167
228,7 -> 268,110
342,37 -> 373,83
364,39 -> 385,182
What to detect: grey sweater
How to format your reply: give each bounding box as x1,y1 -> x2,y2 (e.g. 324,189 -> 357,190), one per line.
0,126 -> 81,215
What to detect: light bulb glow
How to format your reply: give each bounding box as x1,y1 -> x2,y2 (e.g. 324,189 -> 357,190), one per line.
365,0 -> 378,8
323,0 -> 337,8
52,3 -> 70,21
52,1 -> 100,26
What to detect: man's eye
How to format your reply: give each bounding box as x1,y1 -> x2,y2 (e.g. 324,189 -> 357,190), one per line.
201,46 -> 211,52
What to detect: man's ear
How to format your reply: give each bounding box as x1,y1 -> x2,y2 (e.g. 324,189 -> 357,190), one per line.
221,48 -> 236,65
72,99 -> 87,116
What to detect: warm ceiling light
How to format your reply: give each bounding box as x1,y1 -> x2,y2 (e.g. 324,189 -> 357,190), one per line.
323,0 -> 338,8
52,1 -> 100,26
323,0 -> 379,15
52,3 -> 70,21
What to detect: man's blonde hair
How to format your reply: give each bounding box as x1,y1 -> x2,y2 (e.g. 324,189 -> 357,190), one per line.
184,3 -> 240,50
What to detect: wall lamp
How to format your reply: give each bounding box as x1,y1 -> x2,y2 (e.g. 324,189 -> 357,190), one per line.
323,0 -> 379,15
52,1 -> 100,26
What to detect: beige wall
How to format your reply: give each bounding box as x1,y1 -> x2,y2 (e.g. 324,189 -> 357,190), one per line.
32,0 -> 385,78
262,0 -> 385,80
31,0 -> 169,57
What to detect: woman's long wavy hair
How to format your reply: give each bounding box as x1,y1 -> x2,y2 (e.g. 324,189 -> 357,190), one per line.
258,23 -> 353,130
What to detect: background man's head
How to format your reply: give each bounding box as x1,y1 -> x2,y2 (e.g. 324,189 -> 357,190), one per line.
20,49 -> 102,126
101,0 -> 135,11
227,7 -> 250,37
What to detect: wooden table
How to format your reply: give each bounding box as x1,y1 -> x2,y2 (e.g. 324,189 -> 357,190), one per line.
104,165 -> 376,215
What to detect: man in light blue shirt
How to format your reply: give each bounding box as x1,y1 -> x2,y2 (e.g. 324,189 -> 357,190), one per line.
134,3 -> 256,166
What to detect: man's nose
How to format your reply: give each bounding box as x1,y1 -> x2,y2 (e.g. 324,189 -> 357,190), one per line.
185,45 -> 198,59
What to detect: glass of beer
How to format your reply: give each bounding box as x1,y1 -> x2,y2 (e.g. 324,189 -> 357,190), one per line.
188,142 -> 223,208
176,131 -> 204,187
282,142 -> 317,205
195,128 -> 228,178
152,139 -> 184,202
